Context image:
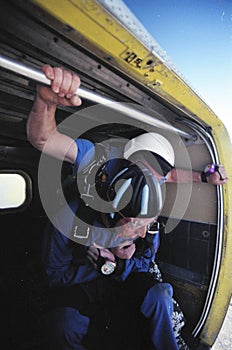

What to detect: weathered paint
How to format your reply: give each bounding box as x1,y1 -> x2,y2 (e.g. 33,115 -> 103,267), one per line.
33,0 -> 220,125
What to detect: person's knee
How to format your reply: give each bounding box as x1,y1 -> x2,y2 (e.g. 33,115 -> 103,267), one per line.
141,283 -> 174,317
153,282 -> 173,300
47,307 -> 89,345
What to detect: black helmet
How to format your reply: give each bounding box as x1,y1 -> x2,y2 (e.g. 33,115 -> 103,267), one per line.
95,159 -> 163,225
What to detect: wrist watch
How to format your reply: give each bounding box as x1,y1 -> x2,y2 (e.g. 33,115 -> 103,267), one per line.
101,260 -> 116,275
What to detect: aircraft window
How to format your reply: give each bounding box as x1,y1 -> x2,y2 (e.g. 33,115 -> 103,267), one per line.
0,171 -> 32,211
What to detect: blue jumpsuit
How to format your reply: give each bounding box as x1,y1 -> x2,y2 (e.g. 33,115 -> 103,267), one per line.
42,138 -> 178,350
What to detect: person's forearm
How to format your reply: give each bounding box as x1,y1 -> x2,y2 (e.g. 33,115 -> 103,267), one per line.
27,64 -> 81,161
166,168 -> 201,183
27,94 -> 57,151
27,94 -> 77,163
166,166 -> 228,185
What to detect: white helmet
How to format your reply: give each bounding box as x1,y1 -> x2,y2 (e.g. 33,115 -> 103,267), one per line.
124,132 -> 175,167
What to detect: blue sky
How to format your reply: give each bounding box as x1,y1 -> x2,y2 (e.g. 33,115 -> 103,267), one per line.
124,0 -> 232,138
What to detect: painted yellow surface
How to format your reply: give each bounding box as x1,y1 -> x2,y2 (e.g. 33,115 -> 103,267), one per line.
33,0 -> 232,345
200,162 -> 232,345
33,0 -> 220,126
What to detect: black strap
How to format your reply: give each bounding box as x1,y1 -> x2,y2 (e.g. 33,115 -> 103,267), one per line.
201,164 -> 223,183
201,171 -> 208,183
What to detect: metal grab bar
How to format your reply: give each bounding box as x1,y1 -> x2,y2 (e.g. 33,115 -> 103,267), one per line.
0,54 -> 195,139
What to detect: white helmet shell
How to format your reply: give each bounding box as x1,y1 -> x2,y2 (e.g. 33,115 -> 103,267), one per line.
124,133 -> 175,167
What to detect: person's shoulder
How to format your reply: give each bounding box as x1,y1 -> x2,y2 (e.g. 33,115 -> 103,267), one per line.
75,138 -> 94,151
73,138 -> 95,172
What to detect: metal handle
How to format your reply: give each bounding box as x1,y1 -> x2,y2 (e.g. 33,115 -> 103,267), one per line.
0,54 -> 195,139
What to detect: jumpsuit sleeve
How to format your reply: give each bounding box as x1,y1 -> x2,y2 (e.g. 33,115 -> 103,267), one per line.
117,234 -> 160,281
41,223 -> 99,287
